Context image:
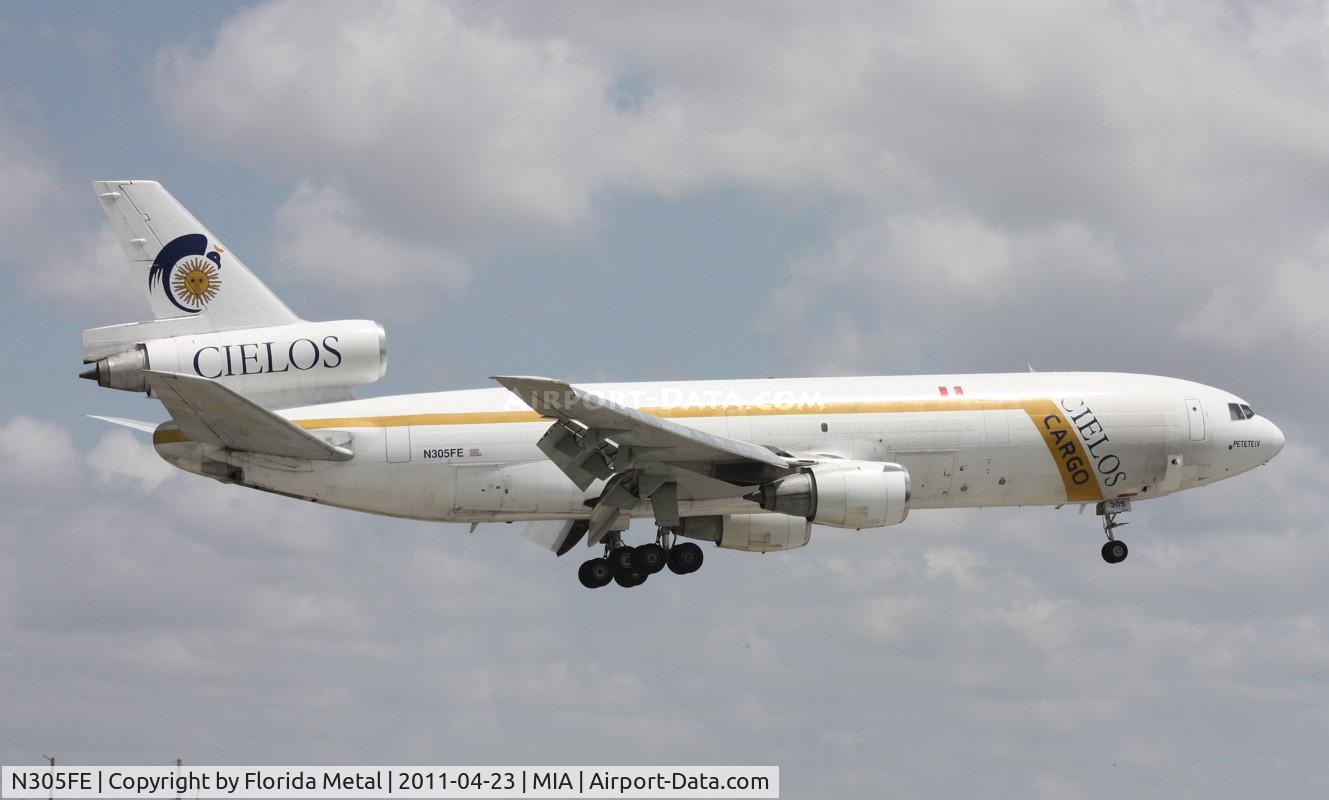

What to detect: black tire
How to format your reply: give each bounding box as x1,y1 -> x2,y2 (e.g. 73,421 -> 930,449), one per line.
1102,540 -> 1128,564
609,546 -> 636,580
634,543 -> 667,574
578,558 -> 612,589
668,542 -> 704,575
614,570 -> 647,588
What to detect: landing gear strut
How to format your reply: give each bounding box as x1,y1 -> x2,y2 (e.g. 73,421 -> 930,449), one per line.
577,527 -> 704,588
1097,500 -> 1130,564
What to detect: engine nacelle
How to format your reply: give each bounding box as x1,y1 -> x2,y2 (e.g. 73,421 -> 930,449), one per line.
80,319 -> 386,400
678,513 -> 812,553
753,460 -> 911,529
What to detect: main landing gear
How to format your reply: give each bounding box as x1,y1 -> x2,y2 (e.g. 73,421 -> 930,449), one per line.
1097,500 -> 1130,564
577,529 -> 704,589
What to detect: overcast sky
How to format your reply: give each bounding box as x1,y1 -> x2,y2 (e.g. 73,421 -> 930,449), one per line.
2,2 -> 1328,797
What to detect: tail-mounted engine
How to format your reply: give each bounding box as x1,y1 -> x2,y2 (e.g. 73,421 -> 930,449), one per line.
750,460 -> 912,529
80,319 -> 386,405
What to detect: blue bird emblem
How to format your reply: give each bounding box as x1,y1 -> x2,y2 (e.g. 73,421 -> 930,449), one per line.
148,234 -> 223,313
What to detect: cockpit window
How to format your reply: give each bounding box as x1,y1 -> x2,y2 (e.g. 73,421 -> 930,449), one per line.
1229,403 -> 1256,420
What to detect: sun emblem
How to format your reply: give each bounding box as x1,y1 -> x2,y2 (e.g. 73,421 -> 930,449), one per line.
171,256 -> 222,308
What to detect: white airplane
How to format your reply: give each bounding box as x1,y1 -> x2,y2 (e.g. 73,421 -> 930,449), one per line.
81,181 -> 1285,588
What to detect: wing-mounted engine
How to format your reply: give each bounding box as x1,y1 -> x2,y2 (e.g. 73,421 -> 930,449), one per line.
81,318 -> 387,407
750,459 -> 912,529
678,512 -> 812,553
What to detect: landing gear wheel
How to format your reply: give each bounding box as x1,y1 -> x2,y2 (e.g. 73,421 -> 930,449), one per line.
633,543 -> 667,574
578,558 -> 613,589
1102,540 -> 1128,564
609,546 -> 636,580
614,570 -> 647,588
668,542 -> 704,575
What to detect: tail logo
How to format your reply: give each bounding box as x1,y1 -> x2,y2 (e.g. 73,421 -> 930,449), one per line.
148,234 -> 224,313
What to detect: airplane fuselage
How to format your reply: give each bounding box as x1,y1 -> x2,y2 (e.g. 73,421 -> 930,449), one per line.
152,371 -> 1284,525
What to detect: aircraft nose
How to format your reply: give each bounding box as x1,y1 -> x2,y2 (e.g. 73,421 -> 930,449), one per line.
1266,418 -> 1285,460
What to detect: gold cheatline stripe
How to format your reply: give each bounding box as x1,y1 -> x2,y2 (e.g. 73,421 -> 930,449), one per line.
152,397 -> 1105,503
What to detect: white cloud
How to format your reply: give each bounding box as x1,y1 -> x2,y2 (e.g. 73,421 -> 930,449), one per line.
1177,229 -> 1329,357
155,2 -> 620,238
0,106 -> 139,314
0,105 -> 59,233
761,213 -> 1124,373
272,181 -> 470,313
0,415 -> 79,490
85,429 -> 175,492
174,0 -> 1329,224
27,222 -> 141,313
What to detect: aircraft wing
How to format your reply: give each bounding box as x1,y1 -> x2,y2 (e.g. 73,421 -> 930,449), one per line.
494,375 -> 797,545
145,370 -> 353,461
493,375 -> 792,488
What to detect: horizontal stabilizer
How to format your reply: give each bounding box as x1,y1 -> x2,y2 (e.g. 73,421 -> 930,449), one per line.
87,415 -> 159,433
83,316 -> 222,362
145,370 -> 352,461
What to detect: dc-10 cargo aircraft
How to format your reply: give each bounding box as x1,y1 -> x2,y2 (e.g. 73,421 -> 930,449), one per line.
80,181 -> 1285,588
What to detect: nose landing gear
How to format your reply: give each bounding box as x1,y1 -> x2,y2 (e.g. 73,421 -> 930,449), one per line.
577,528 -> 704,588
1097,500 -> 1130,564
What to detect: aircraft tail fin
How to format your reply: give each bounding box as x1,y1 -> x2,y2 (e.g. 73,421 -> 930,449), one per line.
82,181 -> 387,410
93,180 -> 298,330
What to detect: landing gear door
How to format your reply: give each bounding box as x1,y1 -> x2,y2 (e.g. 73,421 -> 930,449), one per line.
1185,398 -> 1205,442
